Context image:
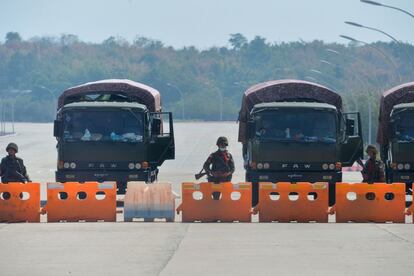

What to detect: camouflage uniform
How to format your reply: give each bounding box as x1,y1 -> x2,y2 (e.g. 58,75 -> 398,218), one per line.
361,158 -> 385,183
0,143 -> 30,183
203,137 -> 235,183
203,150 -> 235,183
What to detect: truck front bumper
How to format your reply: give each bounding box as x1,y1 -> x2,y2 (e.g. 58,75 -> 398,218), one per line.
246,170 -> 342,183
55,169 -> 157,183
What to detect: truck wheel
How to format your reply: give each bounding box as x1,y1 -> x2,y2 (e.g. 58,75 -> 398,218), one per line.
252,182 -> 259,207
329,182 -> 336,206
117,182 -> 126,194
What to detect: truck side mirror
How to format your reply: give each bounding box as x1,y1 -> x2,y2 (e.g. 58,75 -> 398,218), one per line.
247,120 -> 255,139
53,120 -> 61,137
346,118 -> 355,136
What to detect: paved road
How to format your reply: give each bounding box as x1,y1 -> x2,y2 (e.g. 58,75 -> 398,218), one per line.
1,122 -> 413,276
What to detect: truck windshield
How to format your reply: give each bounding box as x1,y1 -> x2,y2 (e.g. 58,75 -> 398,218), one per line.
255,109 -> 337,143
395,111 -> 414,142
62,109 -> 144,142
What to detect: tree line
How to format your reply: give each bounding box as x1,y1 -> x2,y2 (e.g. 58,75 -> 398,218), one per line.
1,32 -> 413,143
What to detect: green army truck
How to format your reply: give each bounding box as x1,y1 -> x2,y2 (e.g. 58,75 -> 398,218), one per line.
377,82 -> 414,198
53,79 -> 175,193
238,80 -> 363,205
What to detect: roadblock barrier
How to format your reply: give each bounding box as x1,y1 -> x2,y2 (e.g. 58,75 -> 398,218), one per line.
176,182 -> 252,222
124,182 -> 177,222
252,182 -> 329,223
331,182 -> 406,223
0,182 -> 41,222
45,182 -> 117,222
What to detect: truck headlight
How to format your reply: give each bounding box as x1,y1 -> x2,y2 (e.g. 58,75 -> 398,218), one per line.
397,163 -> 404,170
322,163 -> 329,170
64,162 -> 70,169
257,163 -> 264,169
70,162 -> 77,169
404,163 -> 411,170
263,163 -> 270,169
128,163 -> 135,170
329,163 -> 335,170
135,163 -> 142,169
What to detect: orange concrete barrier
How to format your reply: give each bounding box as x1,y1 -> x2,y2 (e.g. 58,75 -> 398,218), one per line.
176,182 -> 252,222
45,182 -> 116,222
332,183 -> 406,223
124,182 -> 177,222
0,182 -> 41,222
252,182 -> 329,223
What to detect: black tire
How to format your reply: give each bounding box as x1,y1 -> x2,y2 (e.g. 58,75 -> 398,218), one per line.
329,182 -> 336,206
252,182 -> 259,207
117,182 -> 127,194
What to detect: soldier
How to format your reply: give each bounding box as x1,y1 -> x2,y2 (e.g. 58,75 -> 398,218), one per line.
0,143 -> 30,183
357,145 -> 385,183
203,136 -> 235,183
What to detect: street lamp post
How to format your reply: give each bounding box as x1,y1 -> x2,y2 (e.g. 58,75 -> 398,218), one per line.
344,21 -> 413,66
308,69 -> 341,92
360,0 -> 414,18
38,86 -> 56,120
339,34 -> 401,82
166,83 -> 185,120
324,48 -> 376,144
345,21 -> 400,43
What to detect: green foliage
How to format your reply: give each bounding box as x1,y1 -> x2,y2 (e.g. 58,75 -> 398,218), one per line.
0,32 -> 413,145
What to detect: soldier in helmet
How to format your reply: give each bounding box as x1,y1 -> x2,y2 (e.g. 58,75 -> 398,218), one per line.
357,145 -> 385,183
203,136 -> 235,183
0,143 -> 30,183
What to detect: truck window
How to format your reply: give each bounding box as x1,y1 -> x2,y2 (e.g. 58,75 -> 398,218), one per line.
255,109 -> 336,143
395,112 -> 414,142
62,109 -> 144,142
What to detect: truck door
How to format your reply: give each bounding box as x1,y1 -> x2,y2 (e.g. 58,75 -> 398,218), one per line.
149,112 -> 175,166
340,112 -> 363,166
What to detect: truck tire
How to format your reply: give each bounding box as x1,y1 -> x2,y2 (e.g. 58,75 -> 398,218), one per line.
117,182 -> 127,194
329,182 -> 336,206
252,182 -> 259,207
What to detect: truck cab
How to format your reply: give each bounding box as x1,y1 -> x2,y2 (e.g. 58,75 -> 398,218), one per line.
385,103 -> 414,183
53,79 -> 175,193
239,80 -> 363,205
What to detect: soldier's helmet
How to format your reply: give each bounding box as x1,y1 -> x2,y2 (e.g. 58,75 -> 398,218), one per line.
6,143 -> 18,153
216,136 -> 229,146
366,144 -> 377,155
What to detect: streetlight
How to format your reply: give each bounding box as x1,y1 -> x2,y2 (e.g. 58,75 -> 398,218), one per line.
166,83 -> 185,120
307,69 -> 340,92
345,21 -> 400,43
37,85 -> 57,121
204,81 -> 223,121
360,0 -> 414,18
305,76 -> 318,82
339,34 -> 401,82
324,47 -> 376,144
320,59 -> 335,67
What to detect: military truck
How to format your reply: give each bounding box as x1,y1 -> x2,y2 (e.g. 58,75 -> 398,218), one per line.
238,80 -> 363,205
377,82 -> 414,196
53,79 -> 175,193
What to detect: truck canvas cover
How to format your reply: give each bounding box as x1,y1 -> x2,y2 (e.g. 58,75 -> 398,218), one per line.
238,79 -> 342,143
58,79 -> 161,112
377,82 -> 414,145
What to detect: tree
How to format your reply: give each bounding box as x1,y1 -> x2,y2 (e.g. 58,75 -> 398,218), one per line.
5,32 -> 22,44
229,33 -> 247,50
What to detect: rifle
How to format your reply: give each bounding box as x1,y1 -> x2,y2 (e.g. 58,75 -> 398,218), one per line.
195,168 -> 208,180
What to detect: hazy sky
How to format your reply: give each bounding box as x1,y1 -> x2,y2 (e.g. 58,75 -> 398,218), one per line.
1,0 -> 413,48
